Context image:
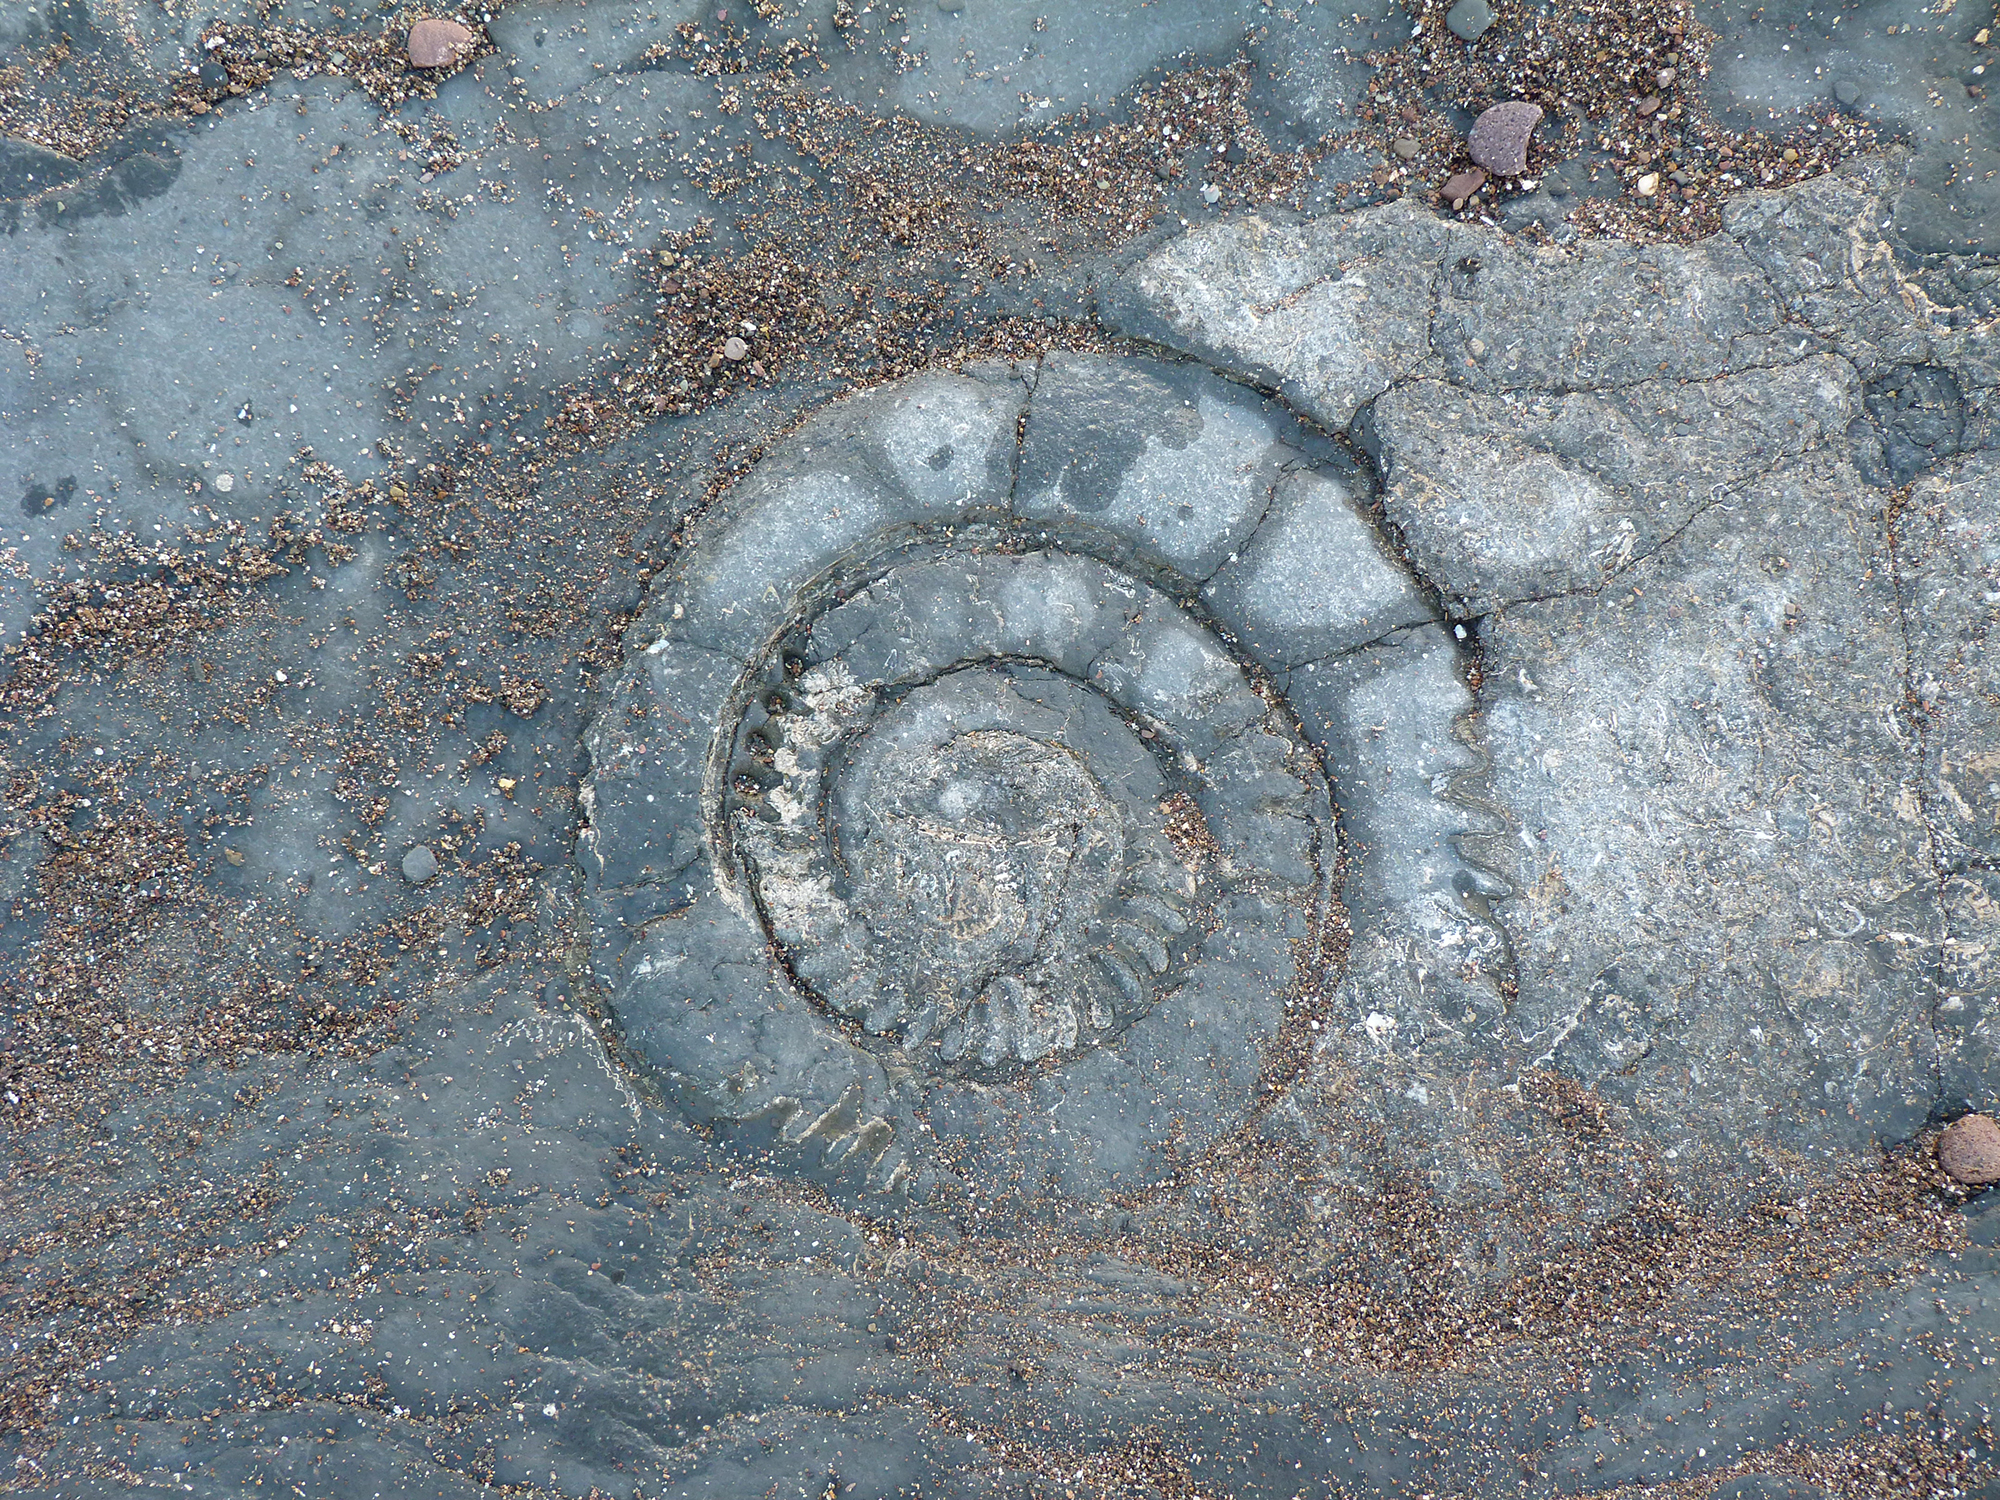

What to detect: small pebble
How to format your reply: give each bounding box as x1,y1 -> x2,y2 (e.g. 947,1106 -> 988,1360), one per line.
1656,67 -> 1677,87
1200,182 -> 1222,204
1781,146 -> 1799,163
408,18 -> 476,68
1635,172 -> 1660,197
1440,167 -> 1488,207
1466,101 -> 1542,176
1832,78 -> 1861,107
402,845 -> 440,885
723,335 -> 750,361
1939,1114 -> 2000,1185
1444,0 -> 1494,42
1392,136 -> 1420,160
213,473 -> 235,493
1637,95 -> 1661,117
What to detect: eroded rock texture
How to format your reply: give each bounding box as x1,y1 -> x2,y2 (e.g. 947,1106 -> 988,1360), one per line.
7,150 -> 1997,1500
1109,153 -> 2000,1168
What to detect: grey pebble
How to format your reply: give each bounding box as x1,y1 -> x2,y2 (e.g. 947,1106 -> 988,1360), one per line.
1392,136 -> 1420,160
1445,0 -> 1495,42
1832,79 -> 1860,107
402,845 -> 440,885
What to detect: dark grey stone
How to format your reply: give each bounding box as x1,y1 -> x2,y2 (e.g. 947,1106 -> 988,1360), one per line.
1866,362 -> 1967,481
401,844 -> 439,884
0,135 -> 83,197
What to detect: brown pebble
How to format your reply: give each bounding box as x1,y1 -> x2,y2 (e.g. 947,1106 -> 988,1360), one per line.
1637,95 -> 1661,116
1466,101 -> 1542,177
408,18 -> 476,68
1938,1114 -> 2000,1185
1440,167 -> 1488,207
1392,136 -> 1420,160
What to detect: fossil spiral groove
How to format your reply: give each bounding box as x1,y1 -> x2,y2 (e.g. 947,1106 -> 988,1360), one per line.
580,355 -> 1497,1203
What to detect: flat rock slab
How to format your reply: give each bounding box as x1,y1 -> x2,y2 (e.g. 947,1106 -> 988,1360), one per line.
1899,449 -> 2000,867
1360,355 -> 1862,613
1114,159 -> 2000,1169
1478,447 -> 1937,1155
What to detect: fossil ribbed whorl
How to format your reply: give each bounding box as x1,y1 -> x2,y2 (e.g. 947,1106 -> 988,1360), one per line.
580,354 -> 1461,1205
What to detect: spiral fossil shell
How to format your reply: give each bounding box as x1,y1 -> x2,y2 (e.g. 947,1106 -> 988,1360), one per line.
580,353 -> 1503,1205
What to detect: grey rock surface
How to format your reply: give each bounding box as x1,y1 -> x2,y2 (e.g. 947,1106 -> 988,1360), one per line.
1359,355 -> 1860,613
3,0 -> 1998,1484
1900,449 -> 2000,869
1114,152 -> 1999,1171
1203,467 -> 1436,664
1481,447 -> 1936,1154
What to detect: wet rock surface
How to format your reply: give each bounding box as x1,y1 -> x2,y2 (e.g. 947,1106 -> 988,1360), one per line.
1,1 -> 1997,1498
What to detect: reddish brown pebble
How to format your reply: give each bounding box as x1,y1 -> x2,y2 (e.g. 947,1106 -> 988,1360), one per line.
1938,1114 -> 2000,1185
1440,167 -> 1488,207
1466,101 -> 1542,177
408,18 -> 476,68
1637,95 -> 1662,116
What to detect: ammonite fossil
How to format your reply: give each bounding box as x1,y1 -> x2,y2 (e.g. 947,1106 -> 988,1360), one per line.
580,354 -> 1504,1204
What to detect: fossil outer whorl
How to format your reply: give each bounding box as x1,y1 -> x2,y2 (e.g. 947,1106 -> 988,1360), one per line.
578,356 -> 1491,1206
